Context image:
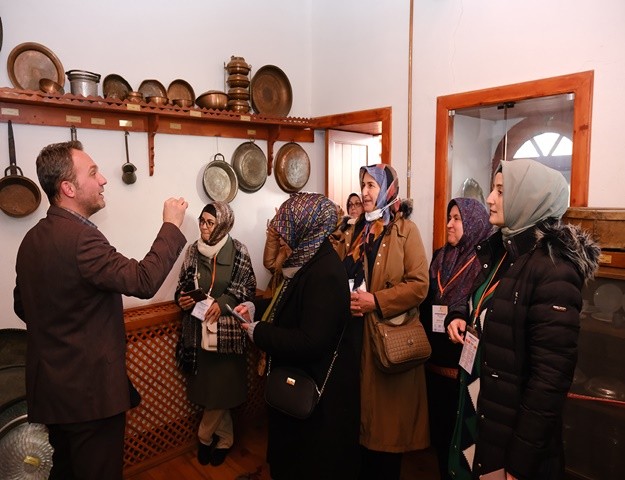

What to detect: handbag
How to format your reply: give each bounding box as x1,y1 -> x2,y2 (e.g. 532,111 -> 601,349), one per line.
371,309 -> 431,374
264,325 -> 346,419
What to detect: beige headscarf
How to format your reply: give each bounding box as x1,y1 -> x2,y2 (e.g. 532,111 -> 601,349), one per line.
499,159 -> 568,240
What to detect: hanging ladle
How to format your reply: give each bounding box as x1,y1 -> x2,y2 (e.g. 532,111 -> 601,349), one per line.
122,131 -> 137,185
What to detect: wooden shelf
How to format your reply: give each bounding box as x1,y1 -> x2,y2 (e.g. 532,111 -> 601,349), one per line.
0,87 -> 315,175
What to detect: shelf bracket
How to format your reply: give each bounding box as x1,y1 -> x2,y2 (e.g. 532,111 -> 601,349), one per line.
147,114 -> 159,176
267,126 -> 281,175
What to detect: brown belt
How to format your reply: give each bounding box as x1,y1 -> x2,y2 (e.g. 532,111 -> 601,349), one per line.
426,363 -> 458,379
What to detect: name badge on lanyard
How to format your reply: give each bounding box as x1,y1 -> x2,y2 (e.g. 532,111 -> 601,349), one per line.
459,325 -> 479,374
432,305 -> 448,333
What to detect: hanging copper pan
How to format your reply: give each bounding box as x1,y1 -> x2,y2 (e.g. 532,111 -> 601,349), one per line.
231,142 -> 267,193
0,121 -> 41,218
202,154 -> 238,203
274,142 -> 310,193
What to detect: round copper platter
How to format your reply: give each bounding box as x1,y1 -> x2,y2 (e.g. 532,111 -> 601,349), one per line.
231,142 -> 267,193
103,74 -> 132,100
203,155 -> 238,203
0,329 -> 26,368
274,142 -> 310,193
251,65 -> 292,116
167,79 -> 195,103
0,366 -> 25,410
138,79 -> 167,99
7,42 -> 65,91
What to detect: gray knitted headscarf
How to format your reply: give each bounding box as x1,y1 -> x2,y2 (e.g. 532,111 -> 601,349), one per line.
498,159 -> 568,240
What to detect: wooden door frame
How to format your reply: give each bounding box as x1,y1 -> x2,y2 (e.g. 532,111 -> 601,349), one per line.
433,71 -> 593,250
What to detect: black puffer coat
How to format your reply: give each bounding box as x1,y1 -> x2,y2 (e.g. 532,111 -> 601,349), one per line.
448,220 -> 600,479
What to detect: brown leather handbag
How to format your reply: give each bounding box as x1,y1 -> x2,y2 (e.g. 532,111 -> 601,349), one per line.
371,309 -> 431,374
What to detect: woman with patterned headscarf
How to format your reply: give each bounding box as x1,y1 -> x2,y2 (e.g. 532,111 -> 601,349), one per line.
238,192 -> 360,480
174,201 -> 256,468
419,197 -> 492,480
446,160 -> 600,480
333,164 -> 430,480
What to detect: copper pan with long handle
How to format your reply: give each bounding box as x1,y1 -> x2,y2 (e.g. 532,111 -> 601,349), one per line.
0,120 -> 41,217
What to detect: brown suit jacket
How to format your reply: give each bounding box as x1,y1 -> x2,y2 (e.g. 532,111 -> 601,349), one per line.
14,206 -> 186,424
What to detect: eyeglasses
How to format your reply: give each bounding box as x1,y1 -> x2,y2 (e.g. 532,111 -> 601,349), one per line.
348,202 -> 362,208
198,218 -> 213,228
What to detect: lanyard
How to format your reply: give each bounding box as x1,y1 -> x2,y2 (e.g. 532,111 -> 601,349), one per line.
472,252 -> 508,325
196,255 -> 218,297
436,255 -> 476,297
207,255 -> 217,296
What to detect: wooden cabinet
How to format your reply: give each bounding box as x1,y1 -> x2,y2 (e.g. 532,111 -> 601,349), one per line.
563,208 -> 625,480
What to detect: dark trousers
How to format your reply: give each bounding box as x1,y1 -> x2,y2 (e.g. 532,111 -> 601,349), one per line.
359,446 -> 402,480
47,412 -> 126,480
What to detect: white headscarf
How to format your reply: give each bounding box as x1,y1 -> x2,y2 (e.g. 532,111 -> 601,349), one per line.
499,159 -> 569,240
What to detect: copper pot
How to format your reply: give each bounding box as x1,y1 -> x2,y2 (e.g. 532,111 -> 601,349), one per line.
196,90 -> 228,110
227,74 -> 250,88
226,56 -> 251,75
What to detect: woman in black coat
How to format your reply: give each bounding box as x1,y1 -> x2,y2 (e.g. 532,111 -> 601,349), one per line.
446,160 -> 600,480
238,192 -> 361,480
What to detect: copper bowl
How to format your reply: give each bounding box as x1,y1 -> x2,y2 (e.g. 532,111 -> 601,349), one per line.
228,87 -> 250,101
39,78 -> 64,95
172,98 -> 194,108
228,99 -> 250,113
227,74 -> 250,88
146,95 -> 168,106
196,90 -> 228,110
126,91 -> 144,104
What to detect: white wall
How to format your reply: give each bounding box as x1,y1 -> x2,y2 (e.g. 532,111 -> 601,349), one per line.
0,0 -> 320,328
410,0 -> 625,249
2,0 -> 625,328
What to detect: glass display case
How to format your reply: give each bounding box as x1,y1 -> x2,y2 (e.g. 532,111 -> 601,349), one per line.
563,208 -> 625,480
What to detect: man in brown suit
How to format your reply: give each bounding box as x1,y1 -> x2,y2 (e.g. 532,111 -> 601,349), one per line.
13,141 -> 189,480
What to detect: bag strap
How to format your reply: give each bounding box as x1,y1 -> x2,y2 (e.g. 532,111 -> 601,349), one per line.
268,322 -> 348,399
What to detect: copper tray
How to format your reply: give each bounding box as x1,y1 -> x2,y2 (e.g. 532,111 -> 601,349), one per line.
167,79 -> 195,102
102,74 -> 132,100
251,65 -> 292,116
274,142 -> 310,193
231,142 -> 267,193
0,365 -> 25,410
138,79 -> 167,99
0,329 -> 26,368
203,155 -> 238,203
7,42 -> 65,91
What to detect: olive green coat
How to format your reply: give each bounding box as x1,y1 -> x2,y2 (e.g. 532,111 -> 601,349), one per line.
334,215 -> 430,452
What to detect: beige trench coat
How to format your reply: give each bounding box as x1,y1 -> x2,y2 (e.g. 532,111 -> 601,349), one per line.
334,215 -> 430,452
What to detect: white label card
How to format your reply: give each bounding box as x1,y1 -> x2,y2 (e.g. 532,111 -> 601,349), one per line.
459,328 -> 479,374
432,304 -> 448,333
191,296 -> 214,321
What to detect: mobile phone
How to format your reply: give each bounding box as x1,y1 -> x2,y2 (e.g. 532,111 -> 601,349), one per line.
185,288 -> 207,302
226,304 -> 250,324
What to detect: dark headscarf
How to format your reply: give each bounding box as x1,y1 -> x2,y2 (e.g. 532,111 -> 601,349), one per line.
200,201 -> 234,246
429,197 -> 492,307
269,192 -> 338,269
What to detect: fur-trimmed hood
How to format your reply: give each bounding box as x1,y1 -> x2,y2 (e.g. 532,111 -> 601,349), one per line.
535,220 -> 601,283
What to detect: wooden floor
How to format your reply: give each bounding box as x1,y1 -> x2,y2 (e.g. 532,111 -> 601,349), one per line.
125,416 -> 440,480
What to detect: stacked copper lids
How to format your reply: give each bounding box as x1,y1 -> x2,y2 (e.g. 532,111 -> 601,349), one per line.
225,56 -> 251,113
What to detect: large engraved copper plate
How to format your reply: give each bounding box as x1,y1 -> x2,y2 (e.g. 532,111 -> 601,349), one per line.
274,143 -> 310,193
251,65 -> 292,116
231,142 -> 267,193
0,366 -> 25,410
7,42 -> 65,91
203,158 -> 238,203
